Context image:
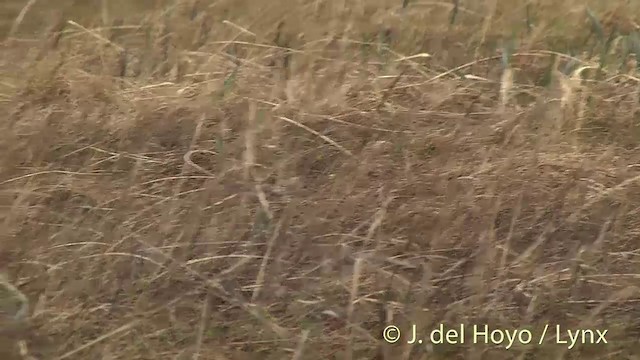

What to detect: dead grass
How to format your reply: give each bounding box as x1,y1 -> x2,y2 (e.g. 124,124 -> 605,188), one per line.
2,0 -> 640,359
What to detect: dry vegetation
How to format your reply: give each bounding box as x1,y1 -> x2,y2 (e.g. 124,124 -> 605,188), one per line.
3,0 -> 640,359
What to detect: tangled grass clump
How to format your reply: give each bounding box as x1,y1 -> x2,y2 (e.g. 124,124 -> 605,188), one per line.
3,0 -> 640,359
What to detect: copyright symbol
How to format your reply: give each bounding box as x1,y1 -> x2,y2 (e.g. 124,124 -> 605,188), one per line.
382,325 -> 401,343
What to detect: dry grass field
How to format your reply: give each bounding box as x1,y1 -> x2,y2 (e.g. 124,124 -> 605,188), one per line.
2,0 -> 640,359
